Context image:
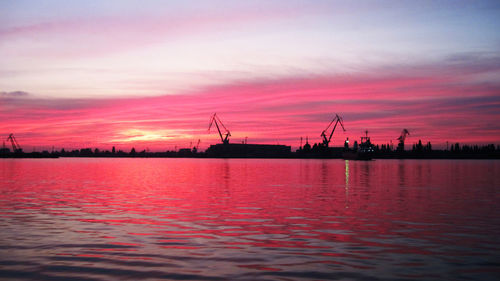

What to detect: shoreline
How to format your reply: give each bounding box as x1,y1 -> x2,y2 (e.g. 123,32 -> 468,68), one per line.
2,153 -> 500,160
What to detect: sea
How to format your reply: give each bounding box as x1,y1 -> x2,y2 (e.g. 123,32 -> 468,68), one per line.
0,158 -> 499,280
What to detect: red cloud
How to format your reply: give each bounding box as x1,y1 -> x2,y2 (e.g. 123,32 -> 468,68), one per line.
2,59 -> 499,151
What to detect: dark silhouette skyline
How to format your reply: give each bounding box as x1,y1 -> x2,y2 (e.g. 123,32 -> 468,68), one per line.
2,140 -> 499,159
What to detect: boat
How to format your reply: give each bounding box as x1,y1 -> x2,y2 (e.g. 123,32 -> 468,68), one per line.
342,131 -> 374,160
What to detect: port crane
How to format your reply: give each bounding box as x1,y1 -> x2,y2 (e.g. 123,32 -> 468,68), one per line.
208,113 -> 231,144
193,139 -> 201,153
397,129 -> 410,151
321,114 -> 345,147
6,133 -> 22,153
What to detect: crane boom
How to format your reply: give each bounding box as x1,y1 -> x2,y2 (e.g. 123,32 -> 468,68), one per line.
397,129 -> 410,142
397,129 -> 410,151
208,113 -> 231,144
6,133 -> 22,153
321,114 -> 346,147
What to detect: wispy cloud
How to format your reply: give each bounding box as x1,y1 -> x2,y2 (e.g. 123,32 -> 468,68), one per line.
2,55 -> 499,150
0,2 -> 323,59
0,91 -> 29,97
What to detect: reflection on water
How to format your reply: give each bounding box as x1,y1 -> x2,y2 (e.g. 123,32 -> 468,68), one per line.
0,158 -> 499,280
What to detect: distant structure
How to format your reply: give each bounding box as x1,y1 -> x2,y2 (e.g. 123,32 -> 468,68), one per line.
320,114 -> 345,147
206,143 -> 291,158
208,113 -> 231,144
359,130 -> 374,153
342,130 -> 374,160
1,130 -> 499,159
206,113 -> 291,157
0,140 -> 9,154
194,139 -> 201,153
397,129 -> 410,151
295,114 -> 346,158
6,133 -> 23,153
303,136 -> 311,151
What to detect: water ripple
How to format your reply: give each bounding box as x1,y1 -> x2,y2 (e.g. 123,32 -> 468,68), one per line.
1,158 -> 499,280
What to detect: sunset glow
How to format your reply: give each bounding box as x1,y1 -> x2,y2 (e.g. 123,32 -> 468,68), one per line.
1,0 -> 499,151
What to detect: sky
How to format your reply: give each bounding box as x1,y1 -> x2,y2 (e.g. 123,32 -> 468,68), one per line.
1,0 -> 499,151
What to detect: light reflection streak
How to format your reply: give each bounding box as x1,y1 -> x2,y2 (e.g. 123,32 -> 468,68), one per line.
345,160 -> 349,209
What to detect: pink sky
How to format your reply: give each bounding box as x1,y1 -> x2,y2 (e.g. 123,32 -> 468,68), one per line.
1,1 -> 499,151
2,57 -> 499,151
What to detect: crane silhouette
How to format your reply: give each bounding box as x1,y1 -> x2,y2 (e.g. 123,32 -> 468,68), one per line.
208,113 -> 231,144
397,129 -> 410,151
6,134 -> 22,153
321,114 -> 345,147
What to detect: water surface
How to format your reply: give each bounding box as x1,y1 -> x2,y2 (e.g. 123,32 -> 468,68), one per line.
1,158 -> 499,280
